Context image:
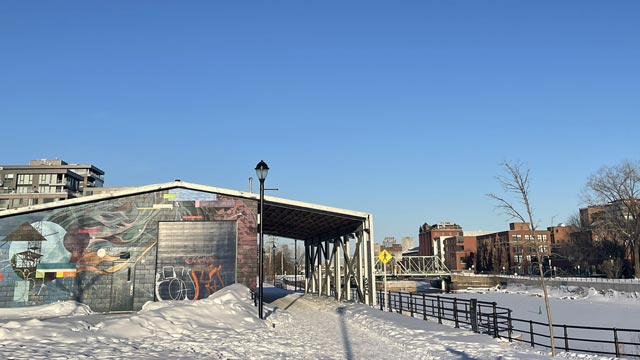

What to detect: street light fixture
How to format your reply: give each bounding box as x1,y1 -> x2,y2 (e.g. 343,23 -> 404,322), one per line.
255,160 -> 269,320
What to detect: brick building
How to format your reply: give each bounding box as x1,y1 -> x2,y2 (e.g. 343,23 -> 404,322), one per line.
418,222 -> 463,265
476,222 -> 551,275
443,234 -> 478,271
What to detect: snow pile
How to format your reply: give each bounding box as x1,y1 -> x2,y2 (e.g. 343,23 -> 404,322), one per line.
0,300 -> 93,320
98,283 -> 264,339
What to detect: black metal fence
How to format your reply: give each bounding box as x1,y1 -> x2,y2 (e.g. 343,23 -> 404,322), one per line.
377,290 -> 640,358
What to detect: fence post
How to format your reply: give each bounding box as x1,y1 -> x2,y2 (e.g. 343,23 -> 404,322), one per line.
388,291 -> 392,312
530,320 -> 535,347
399,292 -> 403,315
437,295 -> 442,324
470,298 -> 478,333
563,325 -> 569,352
453,298 -> 459,328
507,309 -> 512,342
614,328 -> 620,358
492,302 -> 498,338
379,290 -> 384,311
422,293 -> 427,321
410,294 -> 414,317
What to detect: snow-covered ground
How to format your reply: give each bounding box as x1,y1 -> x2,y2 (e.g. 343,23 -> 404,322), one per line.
451,283 -> 640,329
0,282 -> 634,359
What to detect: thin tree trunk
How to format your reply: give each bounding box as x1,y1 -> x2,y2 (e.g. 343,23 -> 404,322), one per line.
634,241 -> 640,278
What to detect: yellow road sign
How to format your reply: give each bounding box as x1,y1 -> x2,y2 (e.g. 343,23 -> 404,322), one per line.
378,249 -> 393,264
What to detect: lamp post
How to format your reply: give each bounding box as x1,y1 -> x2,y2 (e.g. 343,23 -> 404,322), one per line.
255,160 -> 269,319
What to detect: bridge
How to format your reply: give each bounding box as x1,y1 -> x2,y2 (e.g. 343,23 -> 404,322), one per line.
374,256 -> 451,278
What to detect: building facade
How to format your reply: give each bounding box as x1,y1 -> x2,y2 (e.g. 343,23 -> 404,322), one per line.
0,159 -> 105,210
443,234 -> 479,271
476,222 -> 551,275
0,183 -> 257,312
418,222 -> 463,263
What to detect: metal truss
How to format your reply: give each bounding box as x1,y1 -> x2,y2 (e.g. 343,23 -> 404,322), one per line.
304,216 -> 377,306
374,256 -> 451,277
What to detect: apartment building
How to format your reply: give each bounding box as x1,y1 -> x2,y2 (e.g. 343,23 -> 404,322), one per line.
0,159 -> 104,210
476,222 -> 551,275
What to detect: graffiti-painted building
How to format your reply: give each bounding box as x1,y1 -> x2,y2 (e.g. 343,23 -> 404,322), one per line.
0,181 -> 261,312
0,180 -> 376,312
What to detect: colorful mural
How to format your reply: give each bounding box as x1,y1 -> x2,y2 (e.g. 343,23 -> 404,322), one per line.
0,188 -> 257,311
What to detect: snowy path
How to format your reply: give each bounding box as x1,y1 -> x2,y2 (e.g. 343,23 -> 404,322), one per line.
265,291 -> 546,360
267,292 -> 432,359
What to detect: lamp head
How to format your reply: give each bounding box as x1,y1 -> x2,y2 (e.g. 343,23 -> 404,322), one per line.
255,160 -> 269,181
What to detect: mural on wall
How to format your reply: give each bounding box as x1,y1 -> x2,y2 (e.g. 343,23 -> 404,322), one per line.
155,258 -> 225,301
3,220 -> 73,302
0,188 -> 255,309
155,220 -> 236,301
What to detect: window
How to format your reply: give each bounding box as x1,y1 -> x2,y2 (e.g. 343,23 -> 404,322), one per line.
5,173 -> 14,179
39,174 -> 55,184
39,185 -> 60,193
514,255 -> 522,263
17,174 -> 33,185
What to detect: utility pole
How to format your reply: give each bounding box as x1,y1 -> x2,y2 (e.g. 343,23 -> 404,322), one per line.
269,236 -> 276,285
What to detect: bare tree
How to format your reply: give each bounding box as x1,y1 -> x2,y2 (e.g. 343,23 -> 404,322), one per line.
487,160 -> 556,356
583,160 -> 640,278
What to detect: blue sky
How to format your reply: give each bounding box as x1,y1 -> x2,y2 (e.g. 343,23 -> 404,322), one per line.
1,1 -> 639,243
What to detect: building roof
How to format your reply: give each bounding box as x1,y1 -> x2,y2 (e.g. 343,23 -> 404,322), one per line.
0,180 -> 371,244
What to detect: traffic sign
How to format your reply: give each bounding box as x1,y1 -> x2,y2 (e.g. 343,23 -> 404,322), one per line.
378,249 -> 393,264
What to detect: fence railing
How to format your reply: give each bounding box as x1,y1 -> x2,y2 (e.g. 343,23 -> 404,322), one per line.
470,273 -> 640,284
377,290 -> 640,358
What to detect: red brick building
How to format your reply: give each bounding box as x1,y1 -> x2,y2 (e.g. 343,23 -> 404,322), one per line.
548,224 -> 572,245
443,235 -> 478,271
418,222 -> 463,258
476,222 -> 551,275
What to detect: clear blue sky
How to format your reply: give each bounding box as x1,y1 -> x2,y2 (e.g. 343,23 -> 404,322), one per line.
2,1 -> 639,243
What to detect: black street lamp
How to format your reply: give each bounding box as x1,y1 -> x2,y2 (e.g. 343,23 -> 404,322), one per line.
255,160 -> 269,319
